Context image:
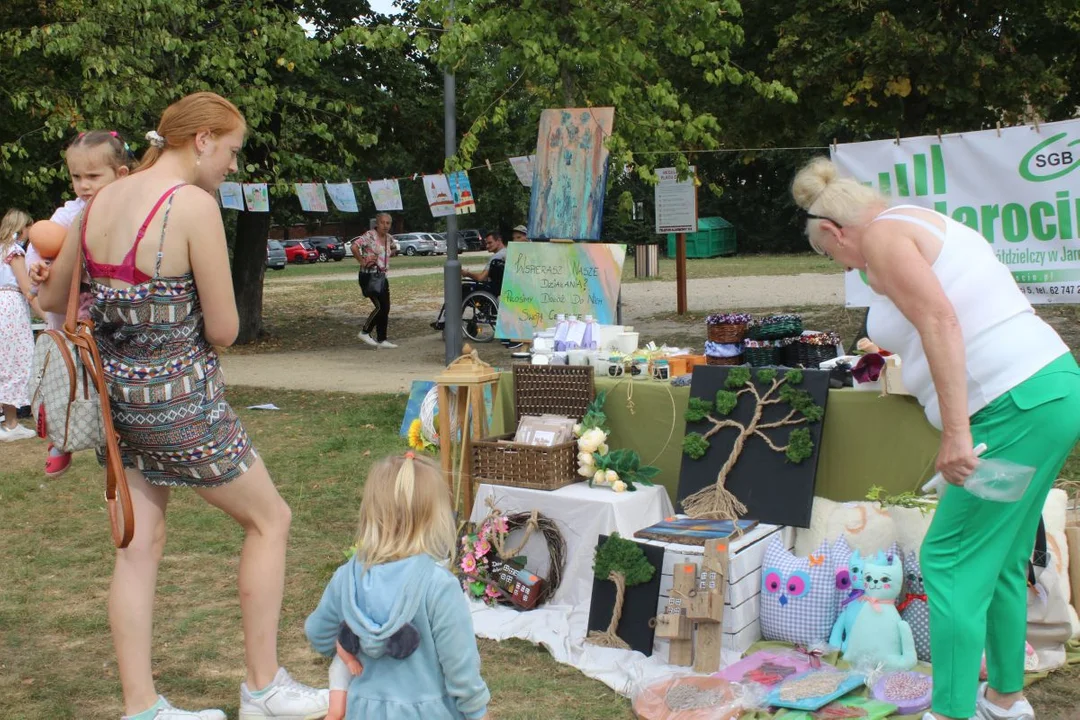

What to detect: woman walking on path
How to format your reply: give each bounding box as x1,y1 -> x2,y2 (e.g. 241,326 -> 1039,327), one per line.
38,92 -> 329,720
353,212 -> 396,349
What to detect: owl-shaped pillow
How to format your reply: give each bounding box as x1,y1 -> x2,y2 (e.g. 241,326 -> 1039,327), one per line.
899,549 -> 931,663
761,536 -> 836,646
832,537 -> 855,613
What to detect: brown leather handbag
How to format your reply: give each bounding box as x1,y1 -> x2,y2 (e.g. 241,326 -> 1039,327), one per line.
28,206 -> 134,548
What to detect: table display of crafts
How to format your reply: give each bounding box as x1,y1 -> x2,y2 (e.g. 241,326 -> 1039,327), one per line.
457,500 -> 566,611
573,391 -> 660,492
705,311 -> 843,370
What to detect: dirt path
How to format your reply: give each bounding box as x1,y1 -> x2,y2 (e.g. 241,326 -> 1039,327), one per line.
222,272 -> 845,395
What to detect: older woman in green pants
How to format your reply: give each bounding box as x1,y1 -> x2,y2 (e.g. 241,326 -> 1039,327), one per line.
792,157 -> 1080,720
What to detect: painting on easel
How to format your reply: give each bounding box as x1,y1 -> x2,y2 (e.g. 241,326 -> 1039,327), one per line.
527,107 -> 614,241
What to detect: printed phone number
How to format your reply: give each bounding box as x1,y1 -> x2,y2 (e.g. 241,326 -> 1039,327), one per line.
1020,284 -> 1079,296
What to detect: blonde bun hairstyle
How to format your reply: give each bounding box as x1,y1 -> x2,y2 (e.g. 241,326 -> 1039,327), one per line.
792,156 -> 885,253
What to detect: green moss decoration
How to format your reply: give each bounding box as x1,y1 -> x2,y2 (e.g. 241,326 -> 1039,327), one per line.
685,397 -> 712,423
683,433 -> 710,459
714,389 -> 739,416
756,368 -> 778,384
785,427 -> 814,463
725,366 -> 751,389
593,532 -> 656,585
784,368 -> 804,385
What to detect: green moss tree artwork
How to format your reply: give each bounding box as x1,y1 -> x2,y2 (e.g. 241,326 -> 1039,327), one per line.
586,533 -> 656,650
682,368 -> 823,520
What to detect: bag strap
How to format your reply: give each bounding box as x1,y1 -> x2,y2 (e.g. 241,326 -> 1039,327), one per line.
67,197 -> 95,334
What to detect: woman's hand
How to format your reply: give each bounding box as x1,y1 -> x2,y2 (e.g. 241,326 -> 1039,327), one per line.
29,261 -> 50,285
936,429 -> 979,485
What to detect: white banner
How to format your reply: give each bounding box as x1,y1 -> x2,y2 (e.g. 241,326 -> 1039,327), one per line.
832,119 -> 1080,306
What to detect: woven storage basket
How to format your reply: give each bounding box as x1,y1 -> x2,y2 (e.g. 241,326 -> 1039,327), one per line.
744,342 -> 779,367
795,334 -> 841,368
707,354 -> 744,366
781,337 -> 801,367
707,323 -> 747,344
748,314 -> 804,341
472,365 -> 595,491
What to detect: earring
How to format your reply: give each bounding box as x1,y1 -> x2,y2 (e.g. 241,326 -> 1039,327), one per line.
195,153 -> 202,167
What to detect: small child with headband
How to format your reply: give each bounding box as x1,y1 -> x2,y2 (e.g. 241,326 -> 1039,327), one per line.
27,130 -> 133,477
305,452 -> 492,720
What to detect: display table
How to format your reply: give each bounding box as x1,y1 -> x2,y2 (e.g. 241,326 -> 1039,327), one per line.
489,373 -> 941,505
470,481 -> 674,607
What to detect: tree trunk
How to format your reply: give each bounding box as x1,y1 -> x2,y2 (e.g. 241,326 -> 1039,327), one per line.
231,211 -> 271,344
585,570 -> 630,650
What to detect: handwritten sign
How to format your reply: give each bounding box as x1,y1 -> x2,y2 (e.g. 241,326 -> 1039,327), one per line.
495,243 -> 627,341
655,166 -> 698,234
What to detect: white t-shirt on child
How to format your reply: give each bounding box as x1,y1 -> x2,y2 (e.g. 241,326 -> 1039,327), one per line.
50,198 -> 86,228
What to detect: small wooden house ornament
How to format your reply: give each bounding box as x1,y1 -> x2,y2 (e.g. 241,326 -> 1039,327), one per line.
435,344 -> 500,516
687,540 -> 728,623
656,562 -> 697,666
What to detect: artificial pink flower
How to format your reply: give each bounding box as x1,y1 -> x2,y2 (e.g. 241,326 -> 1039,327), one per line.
494,517 -> 509,534
460,554 -> 477,574
485,584 -> 501,599
474,539 -> 491,558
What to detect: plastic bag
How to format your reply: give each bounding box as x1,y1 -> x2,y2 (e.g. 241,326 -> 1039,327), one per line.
922,444 -> 1035,503
631,674 -> 764,720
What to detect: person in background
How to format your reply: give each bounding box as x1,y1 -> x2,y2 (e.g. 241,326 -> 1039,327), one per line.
0,209 -> 38,441
462,231 -> 506,284
353,212 -> 396,349
511,225 -> 529,243
792,156 -> 1080,720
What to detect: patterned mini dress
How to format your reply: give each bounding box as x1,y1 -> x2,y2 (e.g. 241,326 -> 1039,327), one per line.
84,184 -> 257,487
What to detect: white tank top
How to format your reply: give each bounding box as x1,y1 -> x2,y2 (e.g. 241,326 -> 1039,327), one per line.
865,205 -> 1068,430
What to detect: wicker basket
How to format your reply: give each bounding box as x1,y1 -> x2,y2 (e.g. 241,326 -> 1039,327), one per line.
707,323 -> 747,344
744,341 -> 780,367
707,354 -> 744,366
795,333 -> 841,368
472,365 -> 595,492
747,314 -> 804,341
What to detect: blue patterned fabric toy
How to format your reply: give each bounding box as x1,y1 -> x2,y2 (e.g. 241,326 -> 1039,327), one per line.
898,549 -> 931,663
829,549 -> 917,670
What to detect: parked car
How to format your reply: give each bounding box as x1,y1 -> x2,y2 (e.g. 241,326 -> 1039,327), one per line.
305,235 -> 347,262
422,233 -> 447,255
282,239 -> 319,263
392,232 -> 437,256
266,239 -> 286,270
458,228 -> 484,251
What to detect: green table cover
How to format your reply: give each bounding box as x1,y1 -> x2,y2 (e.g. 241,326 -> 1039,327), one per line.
489,373 -> 941,507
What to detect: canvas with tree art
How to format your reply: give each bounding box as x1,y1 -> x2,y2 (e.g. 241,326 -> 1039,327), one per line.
585,533 -> 663,655
677,366 -> 829,528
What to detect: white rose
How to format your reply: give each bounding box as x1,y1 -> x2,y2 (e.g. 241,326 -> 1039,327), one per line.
578,464 -> 596,479
578,436 -> 600,454
584,428 -> 607,448
605,469 -> 619,484
597,443 -> 610,455
594,470 -> 608,485
612,480 -> 627,493
573,423 -> 583,436
577,452 -> 593,466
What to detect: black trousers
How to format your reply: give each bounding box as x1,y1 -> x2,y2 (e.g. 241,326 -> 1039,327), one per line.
361,276 -> 390,342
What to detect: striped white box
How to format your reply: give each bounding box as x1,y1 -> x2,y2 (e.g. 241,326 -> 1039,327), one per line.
639,522 -> 795,658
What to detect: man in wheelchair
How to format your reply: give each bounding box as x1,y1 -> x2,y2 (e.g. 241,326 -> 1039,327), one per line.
433,231 -> 520,346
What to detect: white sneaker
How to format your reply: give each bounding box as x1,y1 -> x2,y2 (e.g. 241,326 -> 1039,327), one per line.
975,683 -> 1035,720
377,340 -> 397,349
121,696 -> 226,720
239,667 -> 329,720
0,423 -> 36,442
357,331 -> 379,347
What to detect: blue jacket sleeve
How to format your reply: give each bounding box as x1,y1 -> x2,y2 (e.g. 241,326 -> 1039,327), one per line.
428,571 -> 490,720
305,564 -> 348,657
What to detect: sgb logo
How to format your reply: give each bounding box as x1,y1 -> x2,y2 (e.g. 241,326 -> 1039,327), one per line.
1019,132 -> 1080,182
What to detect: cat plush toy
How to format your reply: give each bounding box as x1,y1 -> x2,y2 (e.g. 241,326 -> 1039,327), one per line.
829,550 -> 917,670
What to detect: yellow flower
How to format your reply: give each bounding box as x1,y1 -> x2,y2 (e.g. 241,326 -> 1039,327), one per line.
408,418 -> 425,450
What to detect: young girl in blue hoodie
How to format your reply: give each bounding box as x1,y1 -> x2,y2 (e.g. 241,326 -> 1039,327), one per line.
305,452 -> 492,720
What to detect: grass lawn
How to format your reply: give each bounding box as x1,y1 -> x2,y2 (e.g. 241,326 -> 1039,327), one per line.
622,252 -> 840,282
0,388 -> 633,720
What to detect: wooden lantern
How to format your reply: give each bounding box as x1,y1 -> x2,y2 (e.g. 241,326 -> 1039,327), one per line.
435,344 -> 500,518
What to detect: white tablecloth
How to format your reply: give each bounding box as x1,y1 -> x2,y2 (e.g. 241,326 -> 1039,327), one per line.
467,482 -> 742,696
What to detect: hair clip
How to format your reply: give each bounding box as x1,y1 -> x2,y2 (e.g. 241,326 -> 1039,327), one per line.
109,131 -> 119,138
77,131 -> 86,140
404,451 -> 415,460
145,130 -> 166,149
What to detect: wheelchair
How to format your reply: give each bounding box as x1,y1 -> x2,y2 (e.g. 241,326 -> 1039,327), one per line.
433,259 -> 514,345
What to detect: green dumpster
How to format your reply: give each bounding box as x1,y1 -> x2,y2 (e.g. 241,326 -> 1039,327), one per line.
666,217 -> 736,258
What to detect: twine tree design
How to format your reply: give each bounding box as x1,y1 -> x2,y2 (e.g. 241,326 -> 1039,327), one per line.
586,533 -> 656,650
681,367 -> 823,520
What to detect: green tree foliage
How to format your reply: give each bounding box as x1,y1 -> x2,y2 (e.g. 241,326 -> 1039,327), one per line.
685,397 -> 713,423
714,389 -> 739,416
1,0 -> 393,342
593,533 -> 655,586
683,432 -> 710,460
785,427 -> 813,463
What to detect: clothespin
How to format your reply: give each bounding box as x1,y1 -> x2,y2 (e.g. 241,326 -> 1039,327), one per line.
1033,116 -> 1040,133
412,173 -> 418,181
996,122 -> 1002,138
936,129 -> 942,143
485,158 -> 492,171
